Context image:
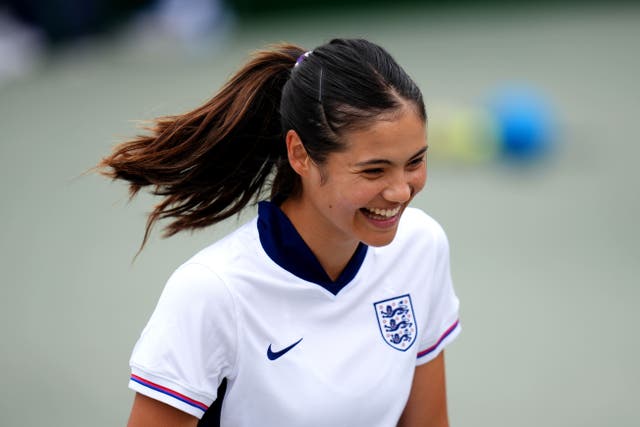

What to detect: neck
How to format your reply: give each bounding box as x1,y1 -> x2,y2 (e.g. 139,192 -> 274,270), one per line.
280,198 -> 359,282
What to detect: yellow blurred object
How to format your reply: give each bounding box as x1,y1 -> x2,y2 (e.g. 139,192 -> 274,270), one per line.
429,105 -> 500,164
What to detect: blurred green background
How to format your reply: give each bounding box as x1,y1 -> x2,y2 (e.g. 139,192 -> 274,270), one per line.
1,2 -> 638,426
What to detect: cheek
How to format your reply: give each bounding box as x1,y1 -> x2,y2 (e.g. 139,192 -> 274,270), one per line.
344,180 -> 383,206
411,168 -> 427,193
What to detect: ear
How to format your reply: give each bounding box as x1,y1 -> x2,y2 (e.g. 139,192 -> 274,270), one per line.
285,130 -> 311,176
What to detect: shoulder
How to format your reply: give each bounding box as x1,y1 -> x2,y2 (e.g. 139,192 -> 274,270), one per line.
370,207 -> 451,276
156,218 -> 260,309
399,207 -> 445,232
138,258 -> 240,370
395,207 -> 449,251
181,216 -> 260,275
151,261 -> 235,330
154,215 -> 269,310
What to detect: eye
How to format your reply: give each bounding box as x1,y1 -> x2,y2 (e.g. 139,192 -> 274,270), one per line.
361,168 -> 384,177
407,156 -> 426,168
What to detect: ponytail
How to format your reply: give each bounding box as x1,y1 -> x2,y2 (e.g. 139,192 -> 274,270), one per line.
99,43 -> 305,248
101,39 -> 426,251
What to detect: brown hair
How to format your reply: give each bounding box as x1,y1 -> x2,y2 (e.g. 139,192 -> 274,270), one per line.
99,44 -> 305,248
99,39 -> 425,250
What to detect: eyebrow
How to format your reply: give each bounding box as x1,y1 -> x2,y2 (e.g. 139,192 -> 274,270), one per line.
354,146 -> 428,167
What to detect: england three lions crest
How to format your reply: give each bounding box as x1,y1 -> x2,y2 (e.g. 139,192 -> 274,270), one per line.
374,294 -> 417,351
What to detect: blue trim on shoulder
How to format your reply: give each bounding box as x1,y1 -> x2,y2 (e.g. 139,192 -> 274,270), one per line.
257,201 -> 367,295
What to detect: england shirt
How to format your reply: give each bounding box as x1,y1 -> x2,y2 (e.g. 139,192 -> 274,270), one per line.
129,201 -> 461,426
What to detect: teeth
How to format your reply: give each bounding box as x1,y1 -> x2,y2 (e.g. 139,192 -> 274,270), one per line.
366,206 -> 401,218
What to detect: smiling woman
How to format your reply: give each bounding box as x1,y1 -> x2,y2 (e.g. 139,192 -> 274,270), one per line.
280,107 -> 428,274
99,38 -> 461,427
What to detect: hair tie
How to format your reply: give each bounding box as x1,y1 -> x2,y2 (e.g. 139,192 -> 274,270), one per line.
294,51 -> 313,68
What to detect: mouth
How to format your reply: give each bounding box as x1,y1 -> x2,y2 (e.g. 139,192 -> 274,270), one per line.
360,205 -> 402,221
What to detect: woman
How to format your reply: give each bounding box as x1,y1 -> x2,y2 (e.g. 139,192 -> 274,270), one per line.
100,38 -> 461,427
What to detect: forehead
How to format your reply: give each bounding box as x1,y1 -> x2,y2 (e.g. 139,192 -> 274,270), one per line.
336,109 -> 427,161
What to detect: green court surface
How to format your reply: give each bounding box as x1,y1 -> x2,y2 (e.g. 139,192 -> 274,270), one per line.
1,4 -> 638,426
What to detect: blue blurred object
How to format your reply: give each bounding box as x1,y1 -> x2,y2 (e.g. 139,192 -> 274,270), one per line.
487,85 -> 555,162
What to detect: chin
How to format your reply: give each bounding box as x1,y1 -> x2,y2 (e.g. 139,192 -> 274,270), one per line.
360,231 -> 398,248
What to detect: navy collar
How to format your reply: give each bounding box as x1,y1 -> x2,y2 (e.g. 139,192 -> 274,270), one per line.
257,201 -> 368,295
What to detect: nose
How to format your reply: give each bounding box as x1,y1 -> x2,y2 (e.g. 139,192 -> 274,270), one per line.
382,175 -> 413,203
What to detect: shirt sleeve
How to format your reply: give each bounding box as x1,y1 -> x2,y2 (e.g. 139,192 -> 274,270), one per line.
128,262 -> 237,419
416,223 -> 461,366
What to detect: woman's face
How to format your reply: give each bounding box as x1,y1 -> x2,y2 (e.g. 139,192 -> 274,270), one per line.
298,107 -> 427,248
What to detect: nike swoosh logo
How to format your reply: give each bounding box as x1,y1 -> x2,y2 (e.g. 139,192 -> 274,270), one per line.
267,338 -> 303,361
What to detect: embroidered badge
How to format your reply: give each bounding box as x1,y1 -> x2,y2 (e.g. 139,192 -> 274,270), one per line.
374,294 -> 417,351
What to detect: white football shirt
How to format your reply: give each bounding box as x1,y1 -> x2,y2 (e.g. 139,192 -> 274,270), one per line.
129,202 -> 461,426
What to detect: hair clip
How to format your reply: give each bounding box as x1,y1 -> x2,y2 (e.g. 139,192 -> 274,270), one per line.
294,51 -> 313,68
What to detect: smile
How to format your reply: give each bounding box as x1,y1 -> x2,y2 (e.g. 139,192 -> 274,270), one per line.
361,206 -> 402,219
